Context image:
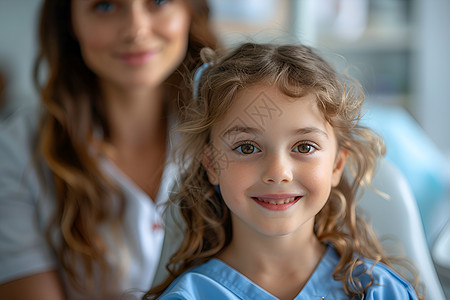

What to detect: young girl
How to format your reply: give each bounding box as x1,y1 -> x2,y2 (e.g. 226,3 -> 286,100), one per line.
0,0 -> 217,299
145,43 -> 422,299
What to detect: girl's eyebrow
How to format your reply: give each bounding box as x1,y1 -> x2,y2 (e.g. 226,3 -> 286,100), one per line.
295,127 -> 329,139
222,126 -> 261,138
222,126 -> 328,139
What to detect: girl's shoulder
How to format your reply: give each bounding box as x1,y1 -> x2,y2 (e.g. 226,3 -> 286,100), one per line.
158,259 -> 277,300
358,257 -> 419,299
312,246 -> 418,300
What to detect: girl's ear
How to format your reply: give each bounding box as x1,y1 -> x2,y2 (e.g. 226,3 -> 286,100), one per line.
332,148 -> 349,187
202,145 -> 219,185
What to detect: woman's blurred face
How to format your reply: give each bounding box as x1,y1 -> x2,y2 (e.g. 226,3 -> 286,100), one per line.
71,0 -> 191,90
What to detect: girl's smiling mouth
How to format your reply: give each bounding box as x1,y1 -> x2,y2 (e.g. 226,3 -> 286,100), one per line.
251,194 -> 302,211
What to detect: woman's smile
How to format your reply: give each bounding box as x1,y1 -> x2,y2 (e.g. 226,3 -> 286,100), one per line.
117,49 -> 159,66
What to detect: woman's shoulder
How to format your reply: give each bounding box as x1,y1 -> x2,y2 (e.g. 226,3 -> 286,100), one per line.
0,103 -> 44,177
0,104 -> 58,286
0,103 -> 41,149
0,104 -> 44,174
0,102 -> 54,205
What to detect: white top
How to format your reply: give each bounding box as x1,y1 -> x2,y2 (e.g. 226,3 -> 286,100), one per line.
0,105 -> 176,299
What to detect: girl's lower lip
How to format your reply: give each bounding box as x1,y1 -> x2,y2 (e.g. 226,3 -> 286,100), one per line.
252,197 -> 301,211
119,51 -> 155,66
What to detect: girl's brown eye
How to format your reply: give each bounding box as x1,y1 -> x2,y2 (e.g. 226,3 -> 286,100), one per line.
235,143 -> 260,155
241,144 -> 254,154
294,144 -> 313,153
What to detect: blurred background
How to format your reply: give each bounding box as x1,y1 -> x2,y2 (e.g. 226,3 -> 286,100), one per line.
1,0 -> 449,297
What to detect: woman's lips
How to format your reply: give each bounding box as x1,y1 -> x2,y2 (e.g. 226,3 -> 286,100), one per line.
118,50 -> 156,66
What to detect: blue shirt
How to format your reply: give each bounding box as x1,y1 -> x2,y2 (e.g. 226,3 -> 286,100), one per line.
158,246 -> 418,299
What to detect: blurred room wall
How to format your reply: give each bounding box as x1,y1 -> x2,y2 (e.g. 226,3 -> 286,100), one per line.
413,0 -> 450,158
0,0 -> 41,119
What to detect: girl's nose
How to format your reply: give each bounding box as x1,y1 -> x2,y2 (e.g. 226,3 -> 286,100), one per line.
262,152 -> 293,184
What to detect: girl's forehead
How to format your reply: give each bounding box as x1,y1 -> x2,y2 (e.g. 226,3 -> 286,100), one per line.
228,83 -> 318,114
211,84 -> 333,136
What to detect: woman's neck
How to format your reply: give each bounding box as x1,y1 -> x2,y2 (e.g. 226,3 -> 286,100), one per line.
99,82 -> 168,199
102,83 -> 166,150
217,219 -> 326,300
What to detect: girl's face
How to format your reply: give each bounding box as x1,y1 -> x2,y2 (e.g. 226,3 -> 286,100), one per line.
71,0 -> 191,89
204,84 -> 348,238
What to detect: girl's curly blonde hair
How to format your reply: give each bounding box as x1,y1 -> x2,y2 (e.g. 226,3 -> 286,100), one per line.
146,42 -> 423,299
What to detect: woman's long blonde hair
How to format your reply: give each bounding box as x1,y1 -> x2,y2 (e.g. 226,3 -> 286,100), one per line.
33,0 -> 218,293
146,43 -> 423,299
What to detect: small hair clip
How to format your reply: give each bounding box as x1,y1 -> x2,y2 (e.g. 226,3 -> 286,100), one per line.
193,62 -> 211,99
213,184 -> 221,195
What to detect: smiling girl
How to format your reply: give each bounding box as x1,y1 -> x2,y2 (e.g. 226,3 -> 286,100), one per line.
145,43 -> 422,299
0,0 -> 218,299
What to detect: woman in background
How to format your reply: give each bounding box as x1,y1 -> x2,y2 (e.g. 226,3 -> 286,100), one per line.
0,0 -> 217,298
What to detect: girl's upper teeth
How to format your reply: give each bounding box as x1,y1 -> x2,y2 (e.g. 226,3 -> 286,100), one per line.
259,197 -> 296,205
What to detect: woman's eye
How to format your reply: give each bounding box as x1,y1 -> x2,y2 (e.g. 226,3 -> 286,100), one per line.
94,1 -> 116,13
293,143 -> 315,154
153,0 -> 170,6
234,143 -> 260,155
